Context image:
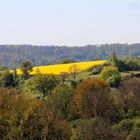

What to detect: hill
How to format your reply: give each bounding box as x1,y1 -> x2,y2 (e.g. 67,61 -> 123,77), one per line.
12,60 -> 106,75
0,43 -> 140,67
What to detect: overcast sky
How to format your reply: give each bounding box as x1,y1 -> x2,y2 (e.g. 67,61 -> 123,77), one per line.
0,0 -> 140,46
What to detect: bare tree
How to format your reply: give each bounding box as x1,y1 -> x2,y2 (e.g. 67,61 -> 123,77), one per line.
69,64 -> 79,79
60,72 -> 68,84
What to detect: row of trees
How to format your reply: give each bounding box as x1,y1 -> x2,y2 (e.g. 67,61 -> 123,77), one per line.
88,53 -> 140,88
0,43 -> 140,67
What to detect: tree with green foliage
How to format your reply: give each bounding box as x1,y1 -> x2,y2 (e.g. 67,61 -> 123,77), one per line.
0,71 -> 15,87
100,66 -> 121,87
123,57 -> 140,71
118,78 -> 140,118
109,52 -> 126,72
20,61 -> 33,79
24,74 -> 57,97
112,52 -> 119,68
47,85 -> 74,119
60,58 -> 76,64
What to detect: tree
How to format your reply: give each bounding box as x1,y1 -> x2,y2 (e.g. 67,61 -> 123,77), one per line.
0,71 -> 15,87
60,72 -> 68,85
47,85 -> 74,119
123,57 -> 140,71
100,66 -> 121,87
118,78 -> 140,118
24,74 -> 57,97
111,52 -> 119,68
12,69 -> 19,86
60,58 -> 76,64
20,61 -> 33,79
74,78 -> 114,119
107,72 -> 121,87
69,64 -> 79,79
71,118 -> 113,140
0,87 -> 71,140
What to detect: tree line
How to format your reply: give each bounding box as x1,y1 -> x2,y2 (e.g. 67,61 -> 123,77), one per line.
0,43 -> 140,67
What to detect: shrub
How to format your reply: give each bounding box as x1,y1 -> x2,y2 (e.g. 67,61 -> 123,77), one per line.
100,66 -> 121,87
0,71 -> 15,87
91,67 -> 101,75
107,72 -> 121,87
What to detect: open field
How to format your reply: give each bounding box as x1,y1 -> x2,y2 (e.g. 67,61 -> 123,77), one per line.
14,60 -> 107,75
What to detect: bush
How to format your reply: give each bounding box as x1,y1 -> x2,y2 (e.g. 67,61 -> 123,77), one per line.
91,67 -> 101,75
70,80 -> 78,89
0,71 -> 15,87
107,72 -> 121,87
100,66 -> 121,87
87,63 -> 109,72
123,57 -> 140,71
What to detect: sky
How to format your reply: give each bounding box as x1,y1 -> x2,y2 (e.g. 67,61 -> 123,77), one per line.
0,0 -> 140,46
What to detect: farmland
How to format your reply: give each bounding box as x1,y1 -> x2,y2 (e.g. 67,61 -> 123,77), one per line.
14,60 -> 107,75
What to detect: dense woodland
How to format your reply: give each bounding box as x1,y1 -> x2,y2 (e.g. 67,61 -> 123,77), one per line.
0,53 -> 140,140
0,43 -> 140,67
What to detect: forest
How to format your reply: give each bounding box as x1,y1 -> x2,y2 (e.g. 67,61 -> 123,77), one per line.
0,43 -> 140,67
0,52 -> 140,140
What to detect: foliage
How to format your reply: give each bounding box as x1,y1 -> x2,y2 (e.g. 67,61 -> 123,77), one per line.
0,44 -> 140,67
100,66 -> 121,87
107,72 -> 121,87
70,80 -> 78,89
91,67 -> 101,75
60,58 -> 76,64
1,55 -> 140,139
118,78 -> 140,118
0,87 -> 71,140
24,74 -> 57,97
123,57 -> 140,71
20,60 -> 33,79
100,66 -> 119,79
71,118 -> 113,140
69,64 -> 79,79
73,78 -> 114,119
47,85 -> 74,119
0,71 -> 15,87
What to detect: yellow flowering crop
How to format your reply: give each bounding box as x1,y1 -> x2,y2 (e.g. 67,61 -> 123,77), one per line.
14,60 -> 107,75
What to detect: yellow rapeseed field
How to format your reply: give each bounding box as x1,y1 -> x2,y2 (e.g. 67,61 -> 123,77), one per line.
15,60 -> 107,75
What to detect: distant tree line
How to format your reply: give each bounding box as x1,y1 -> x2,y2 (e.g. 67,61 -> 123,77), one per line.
0,43 -> 140,67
